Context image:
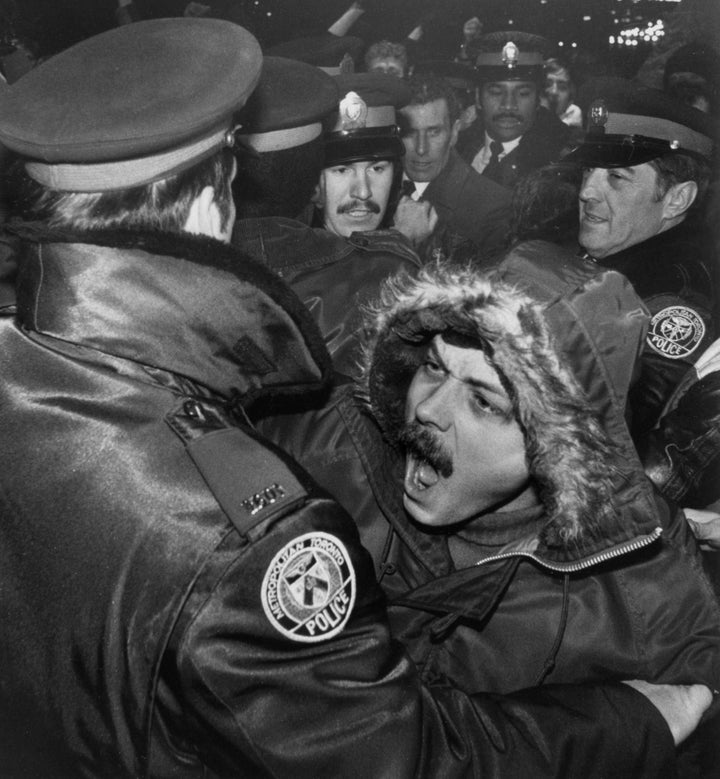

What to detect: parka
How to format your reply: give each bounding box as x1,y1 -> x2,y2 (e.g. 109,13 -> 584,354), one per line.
257,241 -> 720,766
0,227 -> 680,778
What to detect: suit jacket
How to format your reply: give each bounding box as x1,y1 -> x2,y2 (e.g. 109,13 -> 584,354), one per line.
458,107 -> 572,190
420,150 -> 511,260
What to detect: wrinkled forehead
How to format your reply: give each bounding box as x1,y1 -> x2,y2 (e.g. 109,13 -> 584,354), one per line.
581,159 -> 658,181
400,98 -> 452,125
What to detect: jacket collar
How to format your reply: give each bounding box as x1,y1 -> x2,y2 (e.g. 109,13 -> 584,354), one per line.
12,224 -> 332,403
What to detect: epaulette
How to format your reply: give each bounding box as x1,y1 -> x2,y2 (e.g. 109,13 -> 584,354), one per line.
167,398 -> 308,537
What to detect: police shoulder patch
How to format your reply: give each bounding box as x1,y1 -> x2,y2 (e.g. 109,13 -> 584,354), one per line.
647,305 -> 705,360
261,531 -> 356,643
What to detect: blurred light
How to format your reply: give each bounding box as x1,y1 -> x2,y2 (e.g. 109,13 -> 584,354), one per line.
583,15 -> 591,21
609,35 -> 615,44
571,42 -> 577,48
558,41 -> 564,47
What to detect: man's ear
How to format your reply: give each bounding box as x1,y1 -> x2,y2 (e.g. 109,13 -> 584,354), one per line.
311,182 -> 323,207
450,118 -> 462,148
662,180 -> 698,220
184,185 -> 224,239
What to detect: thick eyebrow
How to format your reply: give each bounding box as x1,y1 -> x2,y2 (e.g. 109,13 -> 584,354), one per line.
429,340 -> 507,399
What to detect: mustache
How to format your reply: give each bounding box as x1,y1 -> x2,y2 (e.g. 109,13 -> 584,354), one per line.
398,421 -> 454,478
336,199 -> 381,215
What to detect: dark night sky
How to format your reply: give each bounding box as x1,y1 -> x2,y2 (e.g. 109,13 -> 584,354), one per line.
2,0 -> 717,80
0,1 -> 622,55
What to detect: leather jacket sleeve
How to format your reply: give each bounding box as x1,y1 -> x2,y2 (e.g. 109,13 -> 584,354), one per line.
642,370 -> 720,508
159,491 -> 677,779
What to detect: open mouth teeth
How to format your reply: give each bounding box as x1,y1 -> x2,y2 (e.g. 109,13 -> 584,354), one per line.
406,453 -> 440,491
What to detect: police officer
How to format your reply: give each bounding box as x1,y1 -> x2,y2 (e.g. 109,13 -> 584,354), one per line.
564,77 -> 716,437
231,63 -> 423,376
458,30 -> 572,189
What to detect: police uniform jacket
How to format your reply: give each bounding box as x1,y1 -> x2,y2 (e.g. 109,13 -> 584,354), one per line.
593,218 -> 717,440
233,216 -> 422,377
0,226 -> 677,779
457,105 -> 572,190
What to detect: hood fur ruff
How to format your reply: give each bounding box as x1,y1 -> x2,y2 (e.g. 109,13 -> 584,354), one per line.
361,241 -> 660,559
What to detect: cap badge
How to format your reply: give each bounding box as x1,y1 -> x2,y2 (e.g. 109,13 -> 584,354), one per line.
588,99 -> 609,133
339,90 -> 368,130
339,52 -> 355,74
502,41 -> 519,69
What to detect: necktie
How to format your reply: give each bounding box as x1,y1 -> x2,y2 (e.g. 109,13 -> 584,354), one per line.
482,140 -> 504,180
401,179 -> 417,198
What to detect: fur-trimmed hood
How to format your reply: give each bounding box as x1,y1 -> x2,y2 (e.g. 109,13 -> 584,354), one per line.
9,223 -> 333,404
361,240 -> 661,560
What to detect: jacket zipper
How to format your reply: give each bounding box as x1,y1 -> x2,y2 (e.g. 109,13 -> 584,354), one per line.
473,526 -> 663,573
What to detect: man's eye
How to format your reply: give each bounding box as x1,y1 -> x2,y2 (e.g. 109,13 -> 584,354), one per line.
422,358 -> 443,375
473,393 -> 501,416
330,166 -> 349,175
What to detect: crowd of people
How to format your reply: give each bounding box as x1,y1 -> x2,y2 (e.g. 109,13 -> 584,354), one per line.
0,2 -> 719,777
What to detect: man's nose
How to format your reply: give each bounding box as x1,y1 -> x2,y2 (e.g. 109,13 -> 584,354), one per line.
415,380 -> 454,429
350,170 -> 371,200
579,168 -> 602,201
501,91 -> 517,110
415,131 -> 428,156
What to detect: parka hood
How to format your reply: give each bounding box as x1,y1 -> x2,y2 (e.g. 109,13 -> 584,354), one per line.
10,224 -> 333,403
362,240 -> 660,561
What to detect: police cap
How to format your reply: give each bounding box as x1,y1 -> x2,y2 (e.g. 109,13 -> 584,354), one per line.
323,72 -> 411,167
563,76 -> 714,167
474,31 -> 549,84
0,19 -> 262,191
236,57 -> 339,152
266,34 -> 364,75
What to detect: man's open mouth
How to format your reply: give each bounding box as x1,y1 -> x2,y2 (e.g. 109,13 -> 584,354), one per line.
404,452 -> 441,492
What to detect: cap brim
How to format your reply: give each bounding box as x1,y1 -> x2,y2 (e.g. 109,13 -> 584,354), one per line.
475,65 -> 543,83
562,134 -> 677,168
324,130 -> 404,166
